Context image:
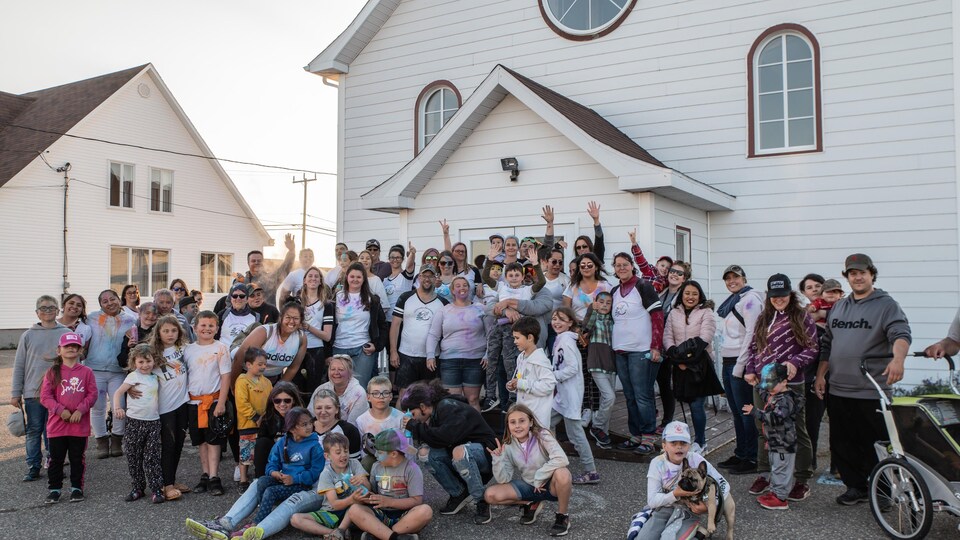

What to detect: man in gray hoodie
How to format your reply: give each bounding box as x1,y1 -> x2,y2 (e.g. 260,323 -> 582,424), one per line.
10,295 -> 70,481
814,253 -> 911,506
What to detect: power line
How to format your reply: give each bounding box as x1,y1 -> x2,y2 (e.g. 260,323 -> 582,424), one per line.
0,122 -> 337,177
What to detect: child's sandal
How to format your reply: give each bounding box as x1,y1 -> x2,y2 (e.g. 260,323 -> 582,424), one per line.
124,489 -> 144,502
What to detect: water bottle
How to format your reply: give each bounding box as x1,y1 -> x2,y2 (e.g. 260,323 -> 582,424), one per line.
342,472 -> 368,496
403,410 -> 414,440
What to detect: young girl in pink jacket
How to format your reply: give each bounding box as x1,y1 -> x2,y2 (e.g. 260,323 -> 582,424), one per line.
662,281 -> 716,450
40,332 -> 98,504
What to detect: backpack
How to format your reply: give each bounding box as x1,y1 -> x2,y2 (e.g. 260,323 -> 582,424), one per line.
230,321 -> 274,351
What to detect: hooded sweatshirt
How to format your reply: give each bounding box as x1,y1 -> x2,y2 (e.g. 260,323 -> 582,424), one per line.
406,394 -> 498,450
744,311 -> 818,384
820,289 -> 911,399
40,362 -> 98,438
493,429 -> 569,488
719,288 -> 765,377
552,331 -> 584,419
11,323 -> 70,400
514,347 -> 557,429
266,431 -> 325,487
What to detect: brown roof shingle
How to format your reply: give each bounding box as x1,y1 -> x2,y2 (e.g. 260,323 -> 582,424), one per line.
0,64 -> 148,187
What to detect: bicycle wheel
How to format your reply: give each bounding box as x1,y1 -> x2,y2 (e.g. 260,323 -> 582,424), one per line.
869,458 -> 934,540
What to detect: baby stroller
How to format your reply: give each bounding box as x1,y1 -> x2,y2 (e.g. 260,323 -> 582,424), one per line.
862,352 -> 960,539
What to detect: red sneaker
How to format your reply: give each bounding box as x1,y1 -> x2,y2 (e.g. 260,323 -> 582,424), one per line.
748,476 -> 770,495
788,482 -> 810,501
757,492 -> 789,510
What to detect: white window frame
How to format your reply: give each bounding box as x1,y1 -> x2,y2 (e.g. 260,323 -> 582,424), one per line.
419,87 -> 458,151
108,161 -> 135,209
110,246 -> 170,297
200,252 -> 234,294
753,32 -> 817,155
541,0 -> 632,37
149,167 -> 174,213
675,226 -> 692,264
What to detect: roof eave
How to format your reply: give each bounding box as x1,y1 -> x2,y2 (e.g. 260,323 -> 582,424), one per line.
619,170 -> 735,211
304,0 -> 400,77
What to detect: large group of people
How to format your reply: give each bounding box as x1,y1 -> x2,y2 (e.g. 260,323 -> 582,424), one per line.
10,204 -> 955,540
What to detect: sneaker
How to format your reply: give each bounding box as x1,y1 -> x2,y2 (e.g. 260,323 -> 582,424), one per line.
549,512 -> 570,536
748,476 -> 771,495
520,501 -> 544,525
716,455 -> 743,470
45,490 -> 61,504
209,476 -> 225,496
730,460 -> 758,475
617,437 -> 641,450
474,500 -> 492,524
580,409 -> 592,428
194,473 -> 210,494
185,517 -> 230,540
232,524 -> 255,538
589,427 -> 612,448
757,492 -> 789,510
233,465 -> 241,482
632,442 -> 655,456
242,526 -> 264,540
439,490 -> 471,515
480,397 -> 500,413
836,487 -> 868,506
69,489 -> 84,502
152,490 -> 166,504
572,471 -> 600,485
787,482 -> 810,501
22,467 -> 40,482
238,481 -> 250,494
125,489 -> 144,502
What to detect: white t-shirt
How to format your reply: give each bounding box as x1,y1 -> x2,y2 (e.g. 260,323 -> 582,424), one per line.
124,370 -> 160,421
220,311 -> 257,348
611,284 -> 654,352
496,282 -> 533,302
543,274 -> 571,311
394,291 -> 447,357
562,280 -> 612,321
324,266 -> 343,289
355,407 -> 404,438
383,272 -> 414,321
334,292 -> 371,349
281,268 -> 307,299
155,345 -> 189,414
184,341 -> 231,403
304,300 -> 334,349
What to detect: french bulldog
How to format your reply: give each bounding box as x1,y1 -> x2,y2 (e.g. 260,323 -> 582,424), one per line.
677,459 -> 736,540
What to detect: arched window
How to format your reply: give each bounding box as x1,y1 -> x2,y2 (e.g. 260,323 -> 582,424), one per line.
748,24 -> 822,157
414,81 -> 461,154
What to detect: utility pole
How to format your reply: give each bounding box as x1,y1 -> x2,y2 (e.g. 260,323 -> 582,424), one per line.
57,163 -> 72,298
292,174 -> 317,249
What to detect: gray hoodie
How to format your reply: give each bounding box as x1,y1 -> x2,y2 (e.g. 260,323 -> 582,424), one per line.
12,323 -> 70,400
820,289 -> 911,399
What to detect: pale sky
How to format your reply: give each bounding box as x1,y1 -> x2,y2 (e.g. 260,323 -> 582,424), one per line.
0,0 -> 368,266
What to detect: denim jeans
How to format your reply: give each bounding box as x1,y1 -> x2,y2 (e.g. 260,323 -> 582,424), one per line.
332,346 -> 377,390
222,479 -> 323,537
590,372 -> 618,433
91,371 -> 127,437
721,361 -> 758,462
688,397 -> 706,447
422,443 -> 491,501
615,351 -> 660,436
23,398 -> 48,470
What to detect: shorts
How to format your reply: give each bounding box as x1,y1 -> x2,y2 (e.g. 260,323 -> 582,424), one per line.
395,353 -> 438,388
188,403 -> 227,446
510,477 -> 559,503
373,507 -> 407,527
239,433 -> 257,465
308,509 -> 346,528
439,358 -> 484,388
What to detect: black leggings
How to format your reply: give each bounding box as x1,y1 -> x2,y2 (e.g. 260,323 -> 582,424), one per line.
48,436 -> 86,491
657,357 -> 675,427
160,402 -> 188,486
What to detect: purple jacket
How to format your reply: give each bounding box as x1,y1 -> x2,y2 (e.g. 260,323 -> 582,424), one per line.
745,312 -> 818,383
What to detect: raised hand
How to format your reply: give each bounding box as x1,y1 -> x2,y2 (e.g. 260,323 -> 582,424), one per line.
541,205 -> 554,224
439,219 -> 450,235
487,438 -> 504,457
528,248 -> 539,265
488,244 -> 500,260
587,201 -> 601,224
628,228 -> 637,245
408,242 -> 416,257
284,233 -> 296,251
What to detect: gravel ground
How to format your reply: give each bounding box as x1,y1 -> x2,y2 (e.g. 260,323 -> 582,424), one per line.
1,349 -> 956,539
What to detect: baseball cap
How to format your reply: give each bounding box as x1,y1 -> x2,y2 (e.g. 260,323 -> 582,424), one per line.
657,256 -> 674,266
844,253 -> 873,272
766,273 -> 792,298
488,233 -> 504,242
179,296 -> 198,310
760,363 -> 790,391
58,332 -> 84,348
230,282 -> 248,295
374,428 -> 412,454
246,282 -> 264,294
722,264 -> 745,278
821,278 -> 843,293
662,421 -> 691,444
365,239 -> 381,249
419,264 -> 437,276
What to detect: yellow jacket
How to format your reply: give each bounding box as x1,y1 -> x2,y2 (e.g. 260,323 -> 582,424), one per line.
234,373 -> 272,432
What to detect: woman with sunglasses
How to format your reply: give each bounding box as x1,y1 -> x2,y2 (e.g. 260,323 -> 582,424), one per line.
308,354 -> 370,427
217,283 -> 259,349
434,250 -> 460,303
120,284 -> 140,318
440,219 -> 484,299
169,279 -> 189,311
358,249 -> 391,319
571,200 -> 606,263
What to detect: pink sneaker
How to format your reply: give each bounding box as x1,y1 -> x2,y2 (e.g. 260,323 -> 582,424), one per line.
757,492 -> 789,510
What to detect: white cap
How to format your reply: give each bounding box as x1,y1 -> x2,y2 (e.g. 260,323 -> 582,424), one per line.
663,421 -> 691,444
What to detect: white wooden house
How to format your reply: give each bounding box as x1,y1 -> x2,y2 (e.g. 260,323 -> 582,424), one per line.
306,0 -> 960,385
0,64 -> 271,344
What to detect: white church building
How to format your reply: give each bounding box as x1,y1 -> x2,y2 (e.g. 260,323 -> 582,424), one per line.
306,0 -> 960,386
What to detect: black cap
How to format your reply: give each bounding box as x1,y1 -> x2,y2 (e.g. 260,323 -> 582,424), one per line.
178,296 -> 197,309
365,239 -> 381,249
766,273 -> 792,297
722,264 -> 745,278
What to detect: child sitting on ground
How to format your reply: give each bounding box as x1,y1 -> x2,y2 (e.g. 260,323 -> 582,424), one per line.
808,278 -> 843,328
235,347 -> 273,492
581,291 -> 616,448
290,432 -> 370,539
743,363 -> 802,510
355,376 -> 405,472
346,429 -> 433,540
507,317 -> 556,429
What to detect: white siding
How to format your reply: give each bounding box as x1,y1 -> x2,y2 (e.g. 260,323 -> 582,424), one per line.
334,0 -> 959,385
0,71 -> 266,330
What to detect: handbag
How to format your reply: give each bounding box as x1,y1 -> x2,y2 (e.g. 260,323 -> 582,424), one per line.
7,403 -> 26,437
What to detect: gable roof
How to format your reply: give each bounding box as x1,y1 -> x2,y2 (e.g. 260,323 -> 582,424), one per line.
304,0 -> 401,79
0,64 -> 147,188
362,65 -> 735,213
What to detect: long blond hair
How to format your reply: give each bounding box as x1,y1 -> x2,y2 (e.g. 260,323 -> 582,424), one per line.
502,403 -> 547,446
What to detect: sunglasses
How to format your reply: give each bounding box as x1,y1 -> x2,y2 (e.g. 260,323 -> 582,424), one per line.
368,391 -> 392,398
549,259 -> 563,265
425,256 -> 439,261
172,287 -> 185,292
439,261 -> 454,266
273,398 -> 294,405
231,294 -> 247,299
575,244 -> 589,250
579,263 -> 595,269
668,269 -> 686,276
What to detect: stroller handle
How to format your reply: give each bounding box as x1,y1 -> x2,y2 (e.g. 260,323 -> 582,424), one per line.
860,352 -> 958,399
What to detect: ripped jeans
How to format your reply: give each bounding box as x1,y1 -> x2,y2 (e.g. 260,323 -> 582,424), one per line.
421,443 -> 492,502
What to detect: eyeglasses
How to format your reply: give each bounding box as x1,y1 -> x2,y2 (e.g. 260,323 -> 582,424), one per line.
453,249 -> 466,254
172,287 -> 185,292
388,256 -> 403,261
125,291 -> 139,296
231,294 -> 247,299
282,316 -> 301,322
368,391 -> 392,398
37,306 -> 58,313
668,269 -> 686,276
273,398 -> 293,404
549,259 -> 563,265
439,261 -> 454,266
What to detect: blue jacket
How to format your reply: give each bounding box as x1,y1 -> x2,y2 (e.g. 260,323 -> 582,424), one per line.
266,432 -> 324,486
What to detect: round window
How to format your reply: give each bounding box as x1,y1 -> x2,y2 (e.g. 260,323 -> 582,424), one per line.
540,0 -> 635,39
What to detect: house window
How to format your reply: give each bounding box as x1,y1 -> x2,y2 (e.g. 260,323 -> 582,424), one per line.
540,0 -> 635,40
150,168 -> 174,212
675,226 -> 691,264
200,252 -> 234,293
109,162 -> 135,208
110,246 -> 169,296
415,81 -> 461,154
748,24 -> 822,157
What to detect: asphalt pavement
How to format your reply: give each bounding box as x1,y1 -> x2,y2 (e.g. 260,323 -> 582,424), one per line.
1,349 -> 956,539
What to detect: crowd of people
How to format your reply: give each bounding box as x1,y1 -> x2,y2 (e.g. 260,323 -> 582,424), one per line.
10,203 -> 958,540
